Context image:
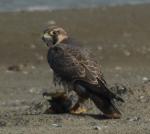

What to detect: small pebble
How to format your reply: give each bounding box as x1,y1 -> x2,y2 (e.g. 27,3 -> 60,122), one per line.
115,66 -> 122,71
142,77 -> 148,81
48,20 -> 56,25
128,116 -> 140,122
29,88 -> 37,93
22,71 -> 28,75
31,65 -> 36,69
52,124 -> 62,127
38,56 -> 44,61
97,45 -> 103,51
30,44 -> 36,49
35,53 -> 44,61
93,126 -> 102,130
29,88 -> 42,94
139,96 -> 149,103
123,50 -> 131,56
140,96 -> 144,100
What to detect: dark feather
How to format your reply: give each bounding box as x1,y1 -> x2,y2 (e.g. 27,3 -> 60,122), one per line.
47,42 -> 123,116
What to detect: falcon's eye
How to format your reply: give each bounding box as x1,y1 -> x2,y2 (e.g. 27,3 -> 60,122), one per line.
50,30 -> 60,35
53,31 -> 56,35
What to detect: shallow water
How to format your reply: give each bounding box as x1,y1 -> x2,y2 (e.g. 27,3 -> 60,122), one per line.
1,0 -> 150,11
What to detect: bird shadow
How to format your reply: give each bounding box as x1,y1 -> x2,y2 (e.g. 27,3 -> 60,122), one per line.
70,113 -> 117,120
43,107 -> 120,120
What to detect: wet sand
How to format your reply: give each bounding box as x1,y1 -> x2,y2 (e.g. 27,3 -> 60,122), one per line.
0,4 -> 150,134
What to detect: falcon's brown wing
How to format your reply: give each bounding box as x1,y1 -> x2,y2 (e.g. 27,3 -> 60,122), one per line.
65,46 -> 122,100
48,43 -> 123,101
64,45 -> 104,84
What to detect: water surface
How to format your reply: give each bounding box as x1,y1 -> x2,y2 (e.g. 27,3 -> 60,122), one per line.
1,0 -> 150,11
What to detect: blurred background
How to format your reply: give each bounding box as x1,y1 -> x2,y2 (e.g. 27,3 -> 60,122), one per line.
0,0 -> 150,133
0,0 -> 149,84
1,0 -> 150,11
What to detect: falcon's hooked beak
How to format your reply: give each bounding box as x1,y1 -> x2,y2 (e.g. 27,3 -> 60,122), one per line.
42,32 -> 54,47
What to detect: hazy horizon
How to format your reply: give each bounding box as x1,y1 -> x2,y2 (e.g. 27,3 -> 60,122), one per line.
0,0 -> 150,11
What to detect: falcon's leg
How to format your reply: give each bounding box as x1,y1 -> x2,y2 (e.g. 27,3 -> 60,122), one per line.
69,83 -> 90,114
70,97 -> 87,114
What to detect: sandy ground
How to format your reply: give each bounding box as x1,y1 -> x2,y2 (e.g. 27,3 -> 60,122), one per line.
0,4 -> 150,134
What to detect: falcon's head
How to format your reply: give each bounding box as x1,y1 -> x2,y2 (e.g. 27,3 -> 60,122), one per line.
42,26 -> 68,47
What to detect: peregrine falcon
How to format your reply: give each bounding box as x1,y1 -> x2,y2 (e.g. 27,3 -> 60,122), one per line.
42,26 -> 124,118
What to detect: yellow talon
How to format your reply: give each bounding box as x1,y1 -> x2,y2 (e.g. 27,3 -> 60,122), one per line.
70,106 -> 87,114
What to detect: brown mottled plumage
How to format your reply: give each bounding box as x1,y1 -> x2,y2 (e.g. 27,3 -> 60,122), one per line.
42,26 -> 124,118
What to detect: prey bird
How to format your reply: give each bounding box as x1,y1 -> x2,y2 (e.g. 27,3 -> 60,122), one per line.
42,26 -> 124,118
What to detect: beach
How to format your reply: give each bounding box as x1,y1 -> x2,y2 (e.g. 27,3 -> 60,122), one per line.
0,4 -> 150,134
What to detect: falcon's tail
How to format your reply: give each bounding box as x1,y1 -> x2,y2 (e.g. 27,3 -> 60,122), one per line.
89,94 -> 121,118
75,80 -> 123,118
